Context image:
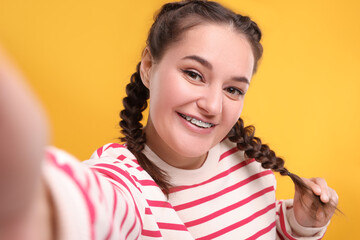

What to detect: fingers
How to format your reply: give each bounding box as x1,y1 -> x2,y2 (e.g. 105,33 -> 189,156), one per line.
294,177 -> 339,227
328,187 -> 339,206
314,178 -> 330,203
302,177 -> 338,205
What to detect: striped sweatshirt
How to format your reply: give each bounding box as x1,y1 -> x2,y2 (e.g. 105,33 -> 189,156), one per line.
43,138 -> 328,239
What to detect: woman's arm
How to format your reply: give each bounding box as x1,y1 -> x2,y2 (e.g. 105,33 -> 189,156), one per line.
0,47 -> 53,239
0,47 -> 141,240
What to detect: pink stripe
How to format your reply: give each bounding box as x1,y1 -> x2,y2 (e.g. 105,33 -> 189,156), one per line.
219,147 -> 239,161
185,186 -> 274,228
105,187 -> 118,240
91,170 -> 104,203
278,202 -> 297,240
141,229 -> 162,237
133,175 -> 158,187
174,170 -> 272,211
124,163 -> 136,169
197,203 -> 276,240
118,155 -> 127,160
170,158 -> 255,193
97,146 -> 104,157
276,229 -> 285,240
125,216 -> 138,239
104,143 -> 124,151
245,221 -> 276,240
137,179 -> 158,186
147,200 -> 173,208
157,222 -> 188,231
47,152 -> 96,240
93,163 -> 141,192
94,168 -> 143,228
132,159 -> 139,164
120,194 -> 130,230
145,207 -> 152,214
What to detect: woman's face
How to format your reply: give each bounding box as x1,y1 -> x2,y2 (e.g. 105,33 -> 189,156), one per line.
142,23 -> 255,168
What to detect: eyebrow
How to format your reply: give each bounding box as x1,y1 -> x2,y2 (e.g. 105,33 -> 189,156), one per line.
182,55 -> 213,70
182,55 -> 250,85
232,76 -> 250,85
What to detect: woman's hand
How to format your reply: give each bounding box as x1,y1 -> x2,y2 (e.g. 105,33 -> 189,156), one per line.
293,177 -> 339,228
0,46 -> 52,239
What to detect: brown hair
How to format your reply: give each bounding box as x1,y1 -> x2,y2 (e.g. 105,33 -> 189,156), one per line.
119,0 -> 337,219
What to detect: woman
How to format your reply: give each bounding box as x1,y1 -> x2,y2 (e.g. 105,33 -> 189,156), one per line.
0,0 -> 338,239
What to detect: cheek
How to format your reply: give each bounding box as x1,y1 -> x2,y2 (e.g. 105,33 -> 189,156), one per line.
149,71 -> 180,116
149,70 -> 193,110
223,100 -> 244,128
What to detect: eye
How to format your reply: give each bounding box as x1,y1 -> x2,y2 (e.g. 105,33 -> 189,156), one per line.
182,69 -> 203,82
225,87 -> 244,99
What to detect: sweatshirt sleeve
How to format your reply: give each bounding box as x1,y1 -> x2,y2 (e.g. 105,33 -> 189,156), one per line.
275,199 -> 328,239
42,146 -> 142,240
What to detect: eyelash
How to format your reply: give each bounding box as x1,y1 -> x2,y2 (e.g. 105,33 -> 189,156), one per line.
182,69 -> 245,98
182,69 -> 203,82
225,87 -> 244,97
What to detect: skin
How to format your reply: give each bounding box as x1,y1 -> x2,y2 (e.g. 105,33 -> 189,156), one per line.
0,47 -> 54,239
295,177 -> 339,227
141,24 -> 254,169
140,23 -> 338,227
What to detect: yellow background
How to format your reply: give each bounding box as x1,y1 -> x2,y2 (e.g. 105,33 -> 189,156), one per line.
0,0 -> 359,238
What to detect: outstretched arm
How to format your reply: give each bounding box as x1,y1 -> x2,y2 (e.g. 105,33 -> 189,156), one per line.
0,47 -> 142,240
0,47 -> 53,239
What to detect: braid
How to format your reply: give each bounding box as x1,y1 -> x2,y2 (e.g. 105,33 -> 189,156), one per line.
228,118 -> 339,219
235,15 -> 262,42
233,14 -> 263,72
119,62 -> 171,194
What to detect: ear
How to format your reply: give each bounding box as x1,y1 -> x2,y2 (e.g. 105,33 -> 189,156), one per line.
140,47 -> 153,89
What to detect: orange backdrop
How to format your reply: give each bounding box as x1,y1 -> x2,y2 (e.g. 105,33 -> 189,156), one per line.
1,0 -> 359,238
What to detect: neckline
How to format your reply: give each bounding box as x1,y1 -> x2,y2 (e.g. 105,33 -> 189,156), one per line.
143,143 -> 221,186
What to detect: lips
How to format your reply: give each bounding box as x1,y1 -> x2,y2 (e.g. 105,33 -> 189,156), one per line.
178,113 -> 215,128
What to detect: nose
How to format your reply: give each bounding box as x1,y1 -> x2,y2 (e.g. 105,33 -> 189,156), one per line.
196,84 -> 222,116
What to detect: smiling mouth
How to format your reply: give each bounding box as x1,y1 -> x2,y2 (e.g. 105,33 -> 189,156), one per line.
178,113 -> 215,129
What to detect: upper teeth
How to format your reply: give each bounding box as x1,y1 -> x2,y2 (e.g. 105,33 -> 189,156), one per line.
180,114 -> 214,128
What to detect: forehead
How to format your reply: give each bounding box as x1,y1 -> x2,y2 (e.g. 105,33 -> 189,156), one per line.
159,23 -> 255,79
